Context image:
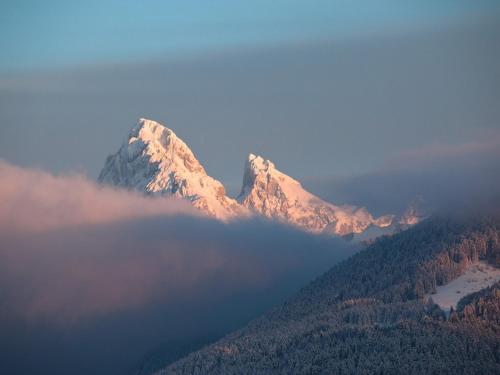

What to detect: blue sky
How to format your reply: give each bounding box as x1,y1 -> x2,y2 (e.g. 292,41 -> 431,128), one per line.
1,0 -> 499,72
0,1 -> 499,200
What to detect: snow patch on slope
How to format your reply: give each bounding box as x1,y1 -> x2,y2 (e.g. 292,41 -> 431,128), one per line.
427,261 -> 500,313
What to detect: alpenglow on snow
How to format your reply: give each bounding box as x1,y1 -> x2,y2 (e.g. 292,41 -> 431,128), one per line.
99,118 -> 418,235
98,118 -> 244,219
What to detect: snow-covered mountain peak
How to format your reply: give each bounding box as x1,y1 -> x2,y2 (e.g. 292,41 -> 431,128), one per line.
98,118 -> 243,219
130,118 -> 177,147
246,153 -> 275,174
127,118 -> 206,175
99,119 -> 406,236
240,153 -> 307,198
238,154 -> 391,235
132,118 -> 175,142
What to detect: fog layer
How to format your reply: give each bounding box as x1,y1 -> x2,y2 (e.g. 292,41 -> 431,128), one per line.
0,161 -> 353,374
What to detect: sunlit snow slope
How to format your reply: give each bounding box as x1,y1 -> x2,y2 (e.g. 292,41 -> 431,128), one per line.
99,118 -> 421,235
428,261 -> 500,312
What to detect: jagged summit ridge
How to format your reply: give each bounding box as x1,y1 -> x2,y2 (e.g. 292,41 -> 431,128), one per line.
399,195 -> 426,226
238,153 -> 393,235
239,153 -> 275,197
239,153 -> 309,201
98,118 -> 243,219
99,118 -> 407,236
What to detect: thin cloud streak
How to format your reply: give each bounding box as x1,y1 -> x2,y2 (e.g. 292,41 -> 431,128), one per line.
382,130 -> 500,171
306,135 -> 500,216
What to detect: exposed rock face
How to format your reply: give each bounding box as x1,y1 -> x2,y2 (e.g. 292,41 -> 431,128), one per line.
399,195 -> 426,226
99,118 -> 403,235
237,154 -> 393,235
98,118 -> 244,219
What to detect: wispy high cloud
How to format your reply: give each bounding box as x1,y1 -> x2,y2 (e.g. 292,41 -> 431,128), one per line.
382,130 -> 500,171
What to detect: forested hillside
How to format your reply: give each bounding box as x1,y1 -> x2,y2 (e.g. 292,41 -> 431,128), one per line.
161,214 -> 500,374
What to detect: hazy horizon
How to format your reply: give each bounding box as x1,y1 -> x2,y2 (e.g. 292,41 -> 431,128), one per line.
1,2 -> 500,374
1,2 -> 500,205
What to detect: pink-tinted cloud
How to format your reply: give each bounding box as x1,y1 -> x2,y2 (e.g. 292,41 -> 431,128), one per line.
0,160 -> 198,233
383,130 -> 500,171
0,161 -> 349,324
0,230 -> 256,323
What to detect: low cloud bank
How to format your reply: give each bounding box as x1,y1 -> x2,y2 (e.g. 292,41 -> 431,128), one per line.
0,161 -> 353,374
306,134 -> 500,216
0,160 -> 198,233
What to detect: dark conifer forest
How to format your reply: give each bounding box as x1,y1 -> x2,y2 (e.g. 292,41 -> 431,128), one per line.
162,215 -> 500,374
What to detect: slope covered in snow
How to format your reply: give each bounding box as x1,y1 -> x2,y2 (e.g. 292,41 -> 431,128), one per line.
427,261 -> 500,313
237,153 -> 393,235
99,118 -> 413,237
98,118 -> 244,219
